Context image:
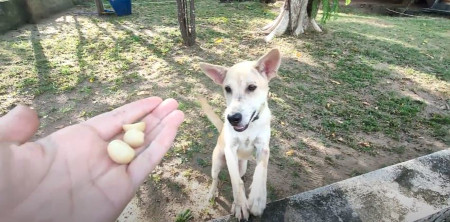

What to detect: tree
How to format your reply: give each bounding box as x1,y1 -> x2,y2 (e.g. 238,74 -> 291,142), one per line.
176,0 -> 196,46
94,0 -> 105,15
262,0 -> 351,42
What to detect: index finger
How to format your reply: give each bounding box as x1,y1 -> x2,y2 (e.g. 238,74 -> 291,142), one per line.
0,105 -> 39,144
82,97 -> 163,140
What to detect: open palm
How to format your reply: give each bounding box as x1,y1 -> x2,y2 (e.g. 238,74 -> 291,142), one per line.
0,97 -> 184,222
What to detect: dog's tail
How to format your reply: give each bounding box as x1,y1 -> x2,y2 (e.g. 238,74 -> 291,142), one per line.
198,96 -> 223,132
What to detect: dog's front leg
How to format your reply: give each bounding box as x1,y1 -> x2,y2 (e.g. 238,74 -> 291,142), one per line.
248,143 -> 269,216
224,145 -> 249,220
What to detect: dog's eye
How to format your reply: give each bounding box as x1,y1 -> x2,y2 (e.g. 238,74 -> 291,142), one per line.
225,86 -> 232,93
247,85 -> 257,92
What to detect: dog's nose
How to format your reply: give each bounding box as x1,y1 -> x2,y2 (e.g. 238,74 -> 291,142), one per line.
227,113 -> 242,126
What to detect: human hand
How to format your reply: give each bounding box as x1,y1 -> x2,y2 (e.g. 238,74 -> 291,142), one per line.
0,97 -> 184,222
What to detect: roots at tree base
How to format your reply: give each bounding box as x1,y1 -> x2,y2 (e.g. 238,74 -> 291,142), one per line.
262,0 -> 322,42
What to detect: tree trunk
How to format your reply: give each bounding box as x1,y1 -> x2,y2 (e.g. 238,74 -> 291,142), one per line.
94,0 -> 105,15
262,0 -> 322,42
176,0 -> 196,46
260,0 -> 276,4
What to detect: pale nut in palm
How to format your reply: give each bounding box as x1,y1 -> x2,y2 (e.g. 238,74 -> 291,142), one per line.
107,140 -> 136,164
123,129 -> 145,148
122,122 -> 146,132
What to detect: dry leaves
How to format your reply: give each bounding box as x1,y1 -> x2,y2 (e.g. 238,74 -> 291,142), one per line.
359,142 -> 370,147
286,150 -> 295,156
330,80 -> 341,85
295,51 -> 302,60
137,91 -> 149,96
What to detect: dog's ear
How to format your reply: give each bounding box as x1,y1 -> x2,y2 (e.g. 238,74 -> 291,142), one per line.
199,63 -> 228,85
255,49 -> 281,80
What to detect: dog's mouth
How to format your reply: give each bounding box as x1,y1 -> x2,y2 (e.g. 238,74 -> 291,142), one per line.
230,111 -> 257,132
233,124 -> 249,132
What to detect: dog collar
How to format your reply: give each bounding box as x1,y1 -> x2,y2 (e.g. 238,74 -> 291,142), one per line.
252,102 -> 266,122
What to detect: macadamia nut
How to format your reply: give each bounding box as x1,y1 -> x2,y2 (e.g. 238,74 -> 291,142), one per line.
123,129 -> 145,148
122,122 -> 146,132
107,140 -> 136,164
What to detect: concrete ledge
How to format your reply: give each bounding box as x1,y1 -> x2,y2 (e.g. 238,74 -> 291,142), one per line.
0,0 -> 28,33
416,207 -> 450,222
212,149 -> 450,222
0,0 -> 73,33
25,0 -> 74,23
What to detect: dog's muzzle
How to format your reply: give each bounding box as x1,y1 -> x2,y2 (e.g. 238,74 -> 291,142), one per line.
227,111 -> 257,132
227,113 -> 246,131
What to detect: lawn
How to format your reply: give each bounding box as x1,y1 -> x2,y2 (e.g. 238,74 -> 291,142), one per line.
0,0 -> 449,220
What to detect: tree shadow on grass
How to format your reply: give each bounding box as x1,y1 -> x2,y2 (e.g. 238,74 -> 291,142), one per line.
30,25 -> 56,95
73,16 -> 88,75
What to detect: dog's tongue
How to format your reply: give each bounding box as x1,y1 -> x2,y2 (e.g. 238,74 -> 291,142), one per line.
234,125 -> 245,130
233,124 -> 248,132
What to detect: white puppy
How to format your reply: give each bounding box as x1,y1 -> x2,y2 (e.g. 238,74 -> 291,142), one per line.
199,49 -> 281,220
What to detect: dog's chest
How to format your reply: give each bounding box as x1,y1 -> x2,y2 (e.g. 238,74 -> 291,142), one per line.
234,137 -> 259,159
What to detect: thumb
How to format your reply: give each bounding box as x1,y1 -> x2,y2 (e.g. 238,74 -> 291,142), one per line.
0,105 -> 40,144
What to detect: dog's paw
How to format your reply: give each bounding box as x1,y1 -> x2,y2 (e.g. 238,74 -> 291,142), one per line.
248,186 -> 267,216
231,189 -> 249,220
231,202 -> 249,221
248,195 -> 266,216
207,184 -> 218,201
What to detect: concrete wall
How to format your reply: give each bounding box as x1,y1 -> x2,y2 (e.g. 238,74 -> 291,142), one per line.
0,0 -> 73,33
0,0 -> 28,33
212,149 -> 450,222
26,0 -> 74,22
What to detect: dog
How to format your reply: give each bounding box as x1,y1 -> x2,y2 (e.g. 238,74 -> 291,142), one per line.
198,49 -> 281,220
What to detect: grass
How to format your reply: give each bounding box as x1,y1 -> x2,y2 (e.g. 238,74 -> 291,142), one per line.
175,209 -> 193,222
0,0 -> 449,220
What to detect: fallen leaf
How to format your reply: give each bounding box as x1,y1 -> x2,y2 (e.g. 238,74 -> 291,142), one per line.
359,142 -> 370,147
337,137 -> 344,142
137,91 -> 148,96
330,80 -> 341,85
286,150 -> 295,156
424,53 -> 434,59
214,38 -> 223,44
326,103 -> 331,108
362,101 -> 370,106
89,77 -> 95,83
296,51 -> 302,59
